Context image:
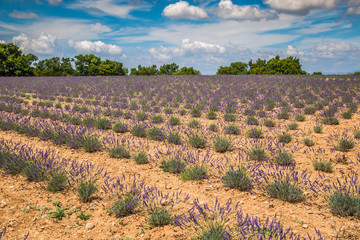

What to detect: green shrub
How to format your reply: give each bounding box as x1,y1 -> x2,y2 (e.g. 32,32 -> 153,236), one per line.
180,165 -> 207,181
342,111 -> 353,119
222,168 -> 252,191
277,110 -> 289,119
109,146 -> 131,159
264,119 -> 276,127
206,111 -> 217,120
148,127 -> 166,141
189,120 -> 200,128
267,181 -> 305,203
246,116 -> 259,125
83,117 -> 96,127
213,136 -> 233,153
95,118 -> 111,130
248,147 -> 267,161
304,107 -> 316,115
169,116 -> 180,126
77,179 -> 97,203
148,208 -> 173,227
313,125 -> 323,133
47,172 -> 68,193
110,194 -> 139,218
188,135 -> 207,148
81,135 -> 101,153
133,151 -> 149,164
151,115 -> 163,124
278,132 -> 292,143
201,222 -> 229,240
164,108 -> 173,115
303,138 -> 315,147
131,125 -> 147,138
179,109 -> 187,116
161,157 -> 186,174
190,107 -> 201,118
113,122 -> 128,133
322,117 -> 339,125
167,132 -> 182,145
354,130 -> 360,139
274,151 -> 294,166
208,124 -> 218,132
329,192 -> 360,218
288,122 -> 298,130
136,111 -> 148,121
224,113 -> 236,122
295,114 -> 306,122
313,160 -> 333,173
246,128 -> 263,138
335,138 -> 355,152
224,124 -> 240,135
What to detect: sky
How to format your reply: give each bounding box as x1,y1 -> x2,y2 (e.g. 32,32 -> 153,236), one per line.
1,0 -> 360,74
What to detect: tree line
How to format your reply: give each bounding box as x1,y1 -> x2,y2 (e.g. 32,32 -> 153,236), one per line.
1,42 -> 313,77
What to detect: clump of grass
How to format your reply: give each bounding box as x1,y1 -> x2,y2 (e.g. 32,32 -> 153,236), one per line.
108,146 -> 131,159
246,116 -> 259,125
130,125 -> 147,138
167,132 -> 182,145
110,193 -> 139,218
77,179 -> 97,203
148,208 -> 173,227
278,132 -> 292,143
313,160 -> 333,173
224,124 -> 240,135
21,161 -> 47,182
81,135 -> 101,153
190,107 -> 201,118
304,107 -> 316,115
222,168 -> 252,191
335,138 -> 355,152
180,165 -> 207,181
169,116 -> 181,126
303,138 -> 315,147
313,125 -> 323,133
288,122 -> 298,130
224,113 -> 236,122
113,122 -> 128,133
47,172 -> 68,193
83,117 -> 96,127
354,130 -> 360,139
248,147 -> 267,161
208,124 -> 218,132
151,115 -> 163,124
133,151 -> 149,165
329,192 -> 360,218
95,118 -> 111,130
277,110 -> 289,119
264,119 -> 276,127
213,136 -> 233,153
295,114 -> 306,122
342,111 -> 353,119
161,157 -> 186,174
206,111 -> 217,120
136,111 -> 148,121
246,128 -> 263,138
188,135 -> 207,148
322,117 -> 339,125
179,109 -> 187,116
267,181 -> 305,203
274,151 -> 294,166
164,108 -> 173,115
189,120 -> 200,128
201,222 -> 230,240
148,127 -> 166,141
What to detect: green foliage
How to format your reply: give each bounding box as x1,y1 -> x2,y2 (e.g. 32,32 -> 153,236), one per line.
188,135 -> 207,148
136,111 -> 148,121
148,208 -> 173,227
335,138 -> 355,152
354,130 -> 360,139
342,111 -> 353,119
224,113 -> 236,122
109,146 -> 131,159
169,116 -> 181,126
77,212 -> 92,221
81,135 -> 101,153
113,122 -> 129,133
295,114 -> 306,122
264,119 -> 276,127
77,179 -> 97,203
151,115 -> 163,124
201,222 -> 228,240
180,165 -> 207,181
288,122 -> 298,130
322,117 -> 339,125
167,132 -> 182,145
133,151 -> 149,165
130,125 -> 147,138
34,57 -> 74,76
148,127 -> 166,141
206,111 -> 217,120
278,132 -> 292,143
249,56 -> 307,75
222,168 -> 252,191
313,160 -> 333,173
189,120 -> 200,128
208,124 -> 218,132
158,63 -> 179,75
329,192 -> 360,218
47,172 -> 68,193
217,62 -> 249,75
224,124 -> 240,135
95,118 -> 111,130
246,116 -> 259,125
110,194 -> 139,218
175,66 -> 201,75
213,136 -> 233,153
246,128 -> 263,138
274,151 -> 294,166
248,147 -> 267,161
190,107 -> 202,118
303,138 -> 315,147
161,157 -> 186,174
267,181 -> 305,203
48,206 -> 70,220
0,42 -> 38,76
313,125 -> 323,133
130,64 -> 158,75
304,107 -> 316,115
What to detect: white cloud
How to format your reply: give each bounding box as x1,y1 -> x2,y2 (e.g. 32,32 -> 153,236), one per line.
313,41 -> 358,58
12,33 -> 56,54
0,40 -> 6,44
217,0 -> 278,21
69,0 -> 140,18
264,0 -> 340,14
9,10 -> 39,19
347,0 -> 360,15
181,39 -> 226,54
90,23 -> 111,33
285,45 -> 305,58
162,1 -> 209,20
46,0 -> 62,5
68,39 -> 123,54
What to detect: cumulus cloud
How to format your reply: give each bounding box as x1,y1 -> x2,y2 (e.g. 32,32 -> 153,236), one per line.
285,45 -> 304,57
313,41 -> 358,58
181,39 -> 226,54
90,23 -> 111,33
12,33 -> 56,54
162,1 -> 209,20
9,10 -> 39,19
46,0 -> 62,5
217,0 -> 278,21
68,39 -> 123,55
347,0 -> 360,15
264,0 -> 340,14
0,40 -> 6,44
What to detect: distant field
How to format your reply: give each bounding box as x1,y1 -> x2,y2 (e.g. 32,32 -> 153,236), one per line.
0,75 -> 360,239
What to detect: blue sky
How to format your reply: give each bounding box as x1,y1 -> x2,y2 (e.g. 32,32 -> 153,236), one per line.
1,0 -> 360,74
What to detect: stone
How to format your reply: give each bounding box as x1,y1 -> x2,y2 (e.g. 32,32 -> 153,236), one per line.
86,222 -> 95,230
302,224 -> 309,229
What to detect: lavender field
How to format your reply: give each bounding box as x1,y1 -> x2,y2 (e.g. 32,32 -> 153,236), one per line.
0,75 -> 360,239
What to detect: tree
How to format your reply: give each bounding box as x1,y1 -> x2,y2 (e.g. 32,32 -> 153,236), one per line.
248,58 -> 267,74
0,42 -> 38,76
34,57 -> 75,76
158,63 -> 179,75
74,54 -> 101,76
217,62 -> 248,75
130,65 -> 158,75
98,59 -> 128,76
265,56 -> 306,75
175,66 -> 201,75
